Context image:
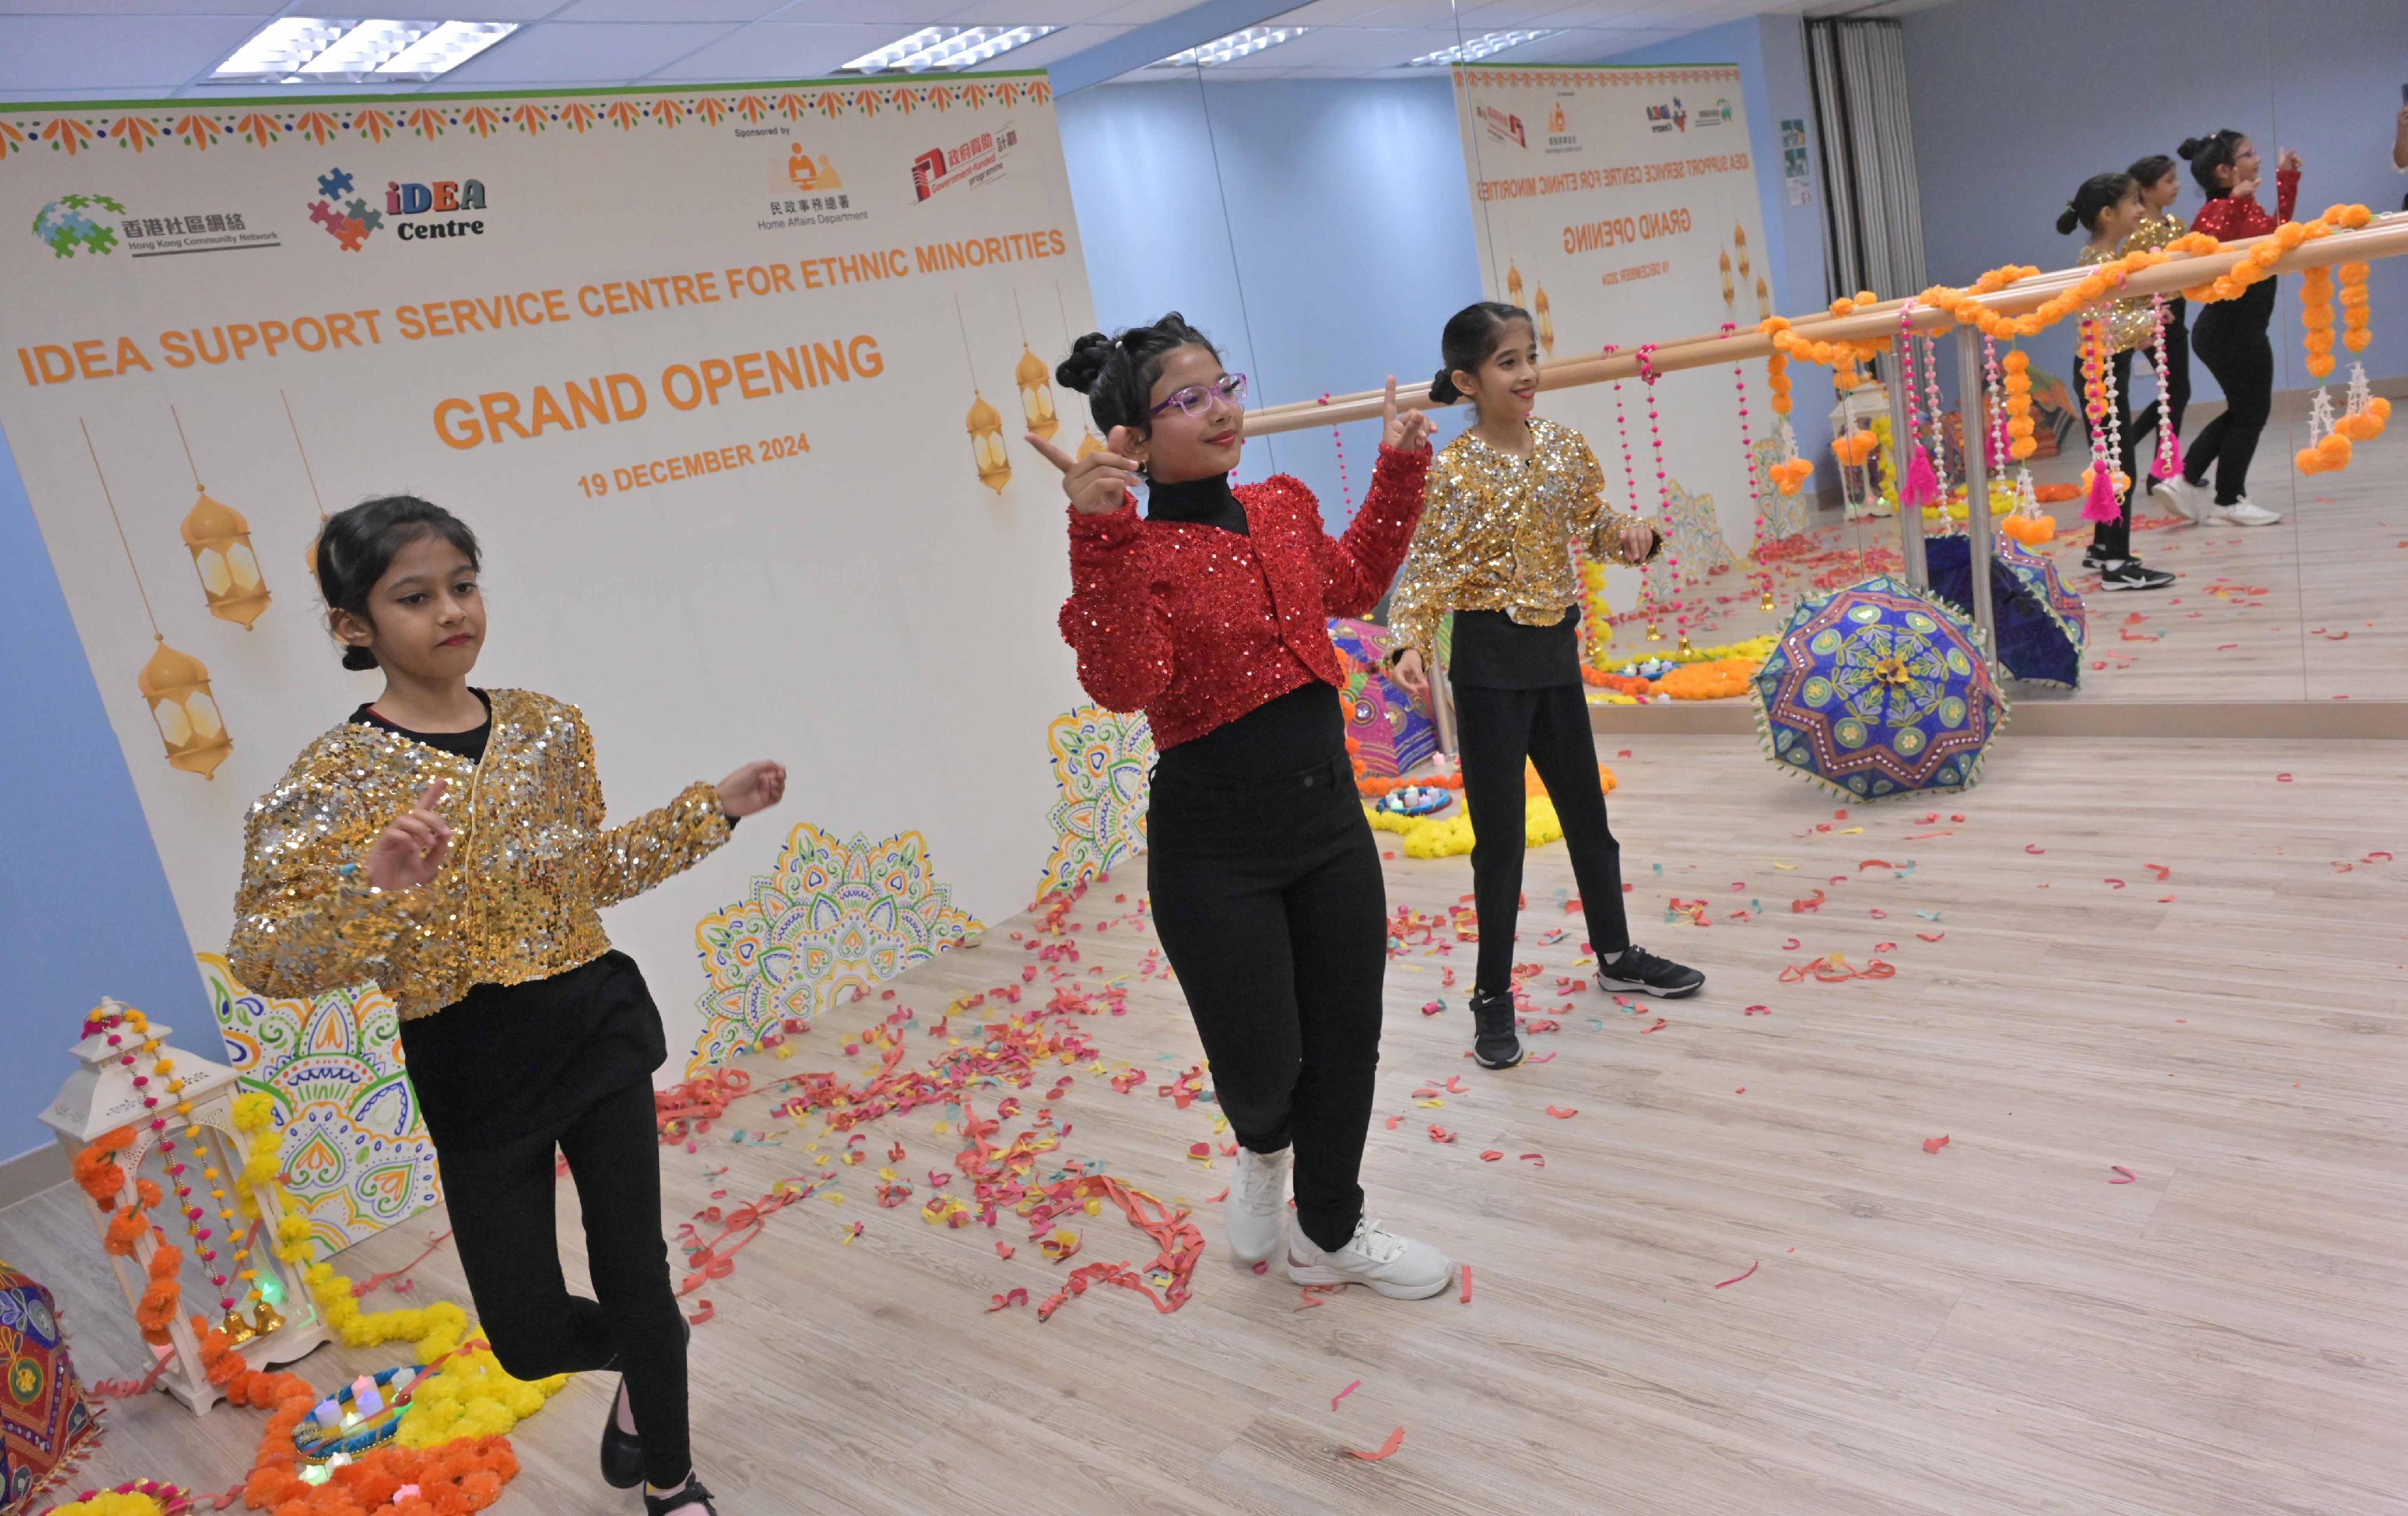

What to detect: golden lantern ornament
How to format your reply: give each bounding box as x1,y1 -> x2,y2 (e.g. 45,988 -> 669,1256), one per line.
1533,285 -> 1554,353
179,488 -> 270,629
1755,274 -> 1772,322
138,635 -> 232,780
1506,260 -> 1524,306
1075,430 -> 1104,461
967,391 -> 1010,493
1719,249 -> 1735,309
1016,346 -> 1059,442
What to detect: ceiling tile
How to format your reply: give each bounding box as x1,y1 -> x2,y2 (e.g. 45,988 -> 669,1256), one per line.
643,21 -> 905,79
434,20 -> 742,84
0,0 -> 272,11
942,0 -> 1132,22
553,0 -> 801,20
0,14 -> 261,89
978,23 -> 1132,66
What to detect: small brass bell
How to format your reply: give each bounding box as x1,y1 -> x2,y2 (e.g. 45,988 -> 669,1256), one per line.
1677,631 -> 1693,654
1645,623 -> 1664,643
221,1307 -> 258,1347
250,1295 -> 285,1338
1760,587 -> 1777,614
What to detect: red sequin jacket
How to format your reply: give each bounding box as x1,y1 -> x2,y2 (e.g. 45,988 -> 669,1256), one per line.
1058,445 -> 1430,750
2191,168 -> 2298,240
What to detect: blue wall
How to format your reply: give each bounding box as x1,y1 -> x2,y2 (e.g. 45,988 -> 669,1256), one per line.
1904,0 -> 2408,410
1058,75 -> 1488,520
0,426 -> 199,1163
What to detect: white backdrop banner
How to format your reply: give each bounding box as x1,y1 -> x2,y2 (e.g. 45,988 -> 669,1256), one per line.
1450,63 -> 1774,634
1,79 -> 1119,1236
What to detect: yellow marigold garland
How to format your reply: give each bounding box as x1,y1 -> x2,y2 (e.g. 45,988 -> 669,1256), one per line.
231,1093 -> 570,1447
2338,261 -> 2372,353
2300,264 -> 2337,379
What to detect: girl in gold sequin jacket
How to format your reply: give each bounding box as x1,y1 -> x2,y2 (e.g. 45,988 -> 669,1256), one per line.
1386,302 -> 1704,1071
229,496 -> 784,1516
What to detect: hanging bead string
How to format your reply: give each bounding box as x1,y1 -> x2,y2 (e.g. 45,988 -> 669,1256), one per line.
1920,327 -> 1947,490
1896,303 -> 1922,505
1635,344 -> 1679,640
95,1006 -> 244,1316
2147,295 -> 2177,483
1983,332 -> 2006,475
1722,321 -> 1775,611
1315,394 -> 1354,513
1601,343 -> 1642,511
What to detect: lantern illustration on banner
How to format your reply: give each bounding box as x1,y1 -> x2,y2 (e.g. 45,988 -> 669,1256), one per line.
1051,281 -> 1103,461
1506,259 -> 1525,307
1734,223 -> 1751,288
1719,249 -> 1735,310
86,419 -> 236,782
138,636 -> 232,779
1533,283 -> 1554,353
954,295 -> 1010,493
1013,291 -> 1058,441
1755,274 -> 1772,323
172,407 -> 269,629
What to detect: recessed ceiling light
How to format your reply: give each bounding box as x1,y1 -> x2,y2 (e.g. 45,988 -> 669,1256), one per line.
1155,25 -> 1309,69
1407,29 -> 1556,66
209,17 -> 518,84
840,25 -> 1060,74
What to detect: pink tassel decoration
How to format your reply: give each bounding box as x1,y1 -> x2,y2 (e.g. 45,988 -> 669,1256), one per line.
1902,445 -> 1941,510
1895,302 -> 1941,510
2081,463 -> 2121,523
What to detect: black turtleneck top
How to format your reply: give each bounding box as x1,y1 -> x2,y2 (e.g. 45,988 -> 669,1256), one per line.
1143,472 -> 1348,782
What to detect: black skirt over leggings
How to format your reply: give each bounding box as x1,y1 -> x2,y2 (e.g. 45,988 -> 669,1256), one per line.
1146,686 -> 1385,1255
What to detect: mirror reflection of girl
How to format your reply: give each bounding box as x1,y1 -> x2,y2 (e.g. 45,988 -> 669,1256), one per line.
230,497 -> 786,1516
2120,155 -> 2194,498
1385,303 -> 1705,1071
2155,130 -> 2301,528
1031,316 -> 1459,1301
2061,174 -> 2174,591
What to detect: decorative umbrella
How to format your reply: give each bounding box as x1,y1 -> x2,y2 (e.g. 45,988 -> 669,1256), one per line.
1922,533 -> 2087,688
1754,575 -> 2009,799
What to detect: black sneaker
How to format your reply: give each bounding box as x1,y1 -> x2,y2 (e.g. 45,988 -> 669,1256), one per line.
644,1477 -> 718,1516
1468,989 -> 1524,1070
2081,544 -> 2111,569
2097,561 -> 2174,591
1595,944 -> 1704,998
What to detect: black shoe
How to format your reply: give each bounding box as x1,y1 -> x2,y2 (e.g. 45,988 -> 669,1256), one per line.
1595,944 -> 1704,998
2081,544 -> 2110,569
2097,561 -> 2174,591
601,1378 -> 645,1489
1468,989 -> 1524,1070
644,1477 -> 716,1516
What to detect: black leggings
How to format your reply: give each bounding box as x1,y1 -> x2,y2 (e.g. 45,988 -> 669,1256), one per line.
2076,347 -> 2138,560
2185,288 -> 2276,506
1146,752 -> 1386,1253
2127,299 -> 2191,475
1454,681 -> 1634,997
437,1078 -> 690,1488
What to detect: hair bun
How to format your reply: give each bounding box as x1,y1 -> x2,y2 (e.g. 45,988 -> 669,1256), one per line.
1429,367 -> 1462,405
341,645 -> 379,671
2177,136 -> 2208,160
1055,332 -> 1114,394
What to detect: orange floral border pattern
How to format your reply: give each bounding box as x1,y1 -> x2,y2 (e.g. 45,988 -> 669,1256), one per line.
0,79 -> 1054,163
1454,66 -> 1742,90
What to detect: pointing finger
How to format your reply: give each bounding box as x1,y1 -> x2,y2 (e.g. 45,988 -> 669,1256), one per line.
1026,434 -> 1076,473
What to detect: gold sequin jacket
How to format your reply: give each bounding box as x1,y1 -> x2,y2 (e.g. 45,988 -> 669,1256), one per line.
1384,417 -> 1656,658
2082,241 -> 2157,354
228,688 -> 730,1020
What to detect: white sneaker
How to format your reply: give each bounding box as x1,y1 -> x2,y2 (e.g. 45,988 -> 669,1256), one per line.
1285,1215 -> 1456,1300
2154,475 -> 2206,521
2208,497 -> 2283,527
1226,1147 -> 1290,1266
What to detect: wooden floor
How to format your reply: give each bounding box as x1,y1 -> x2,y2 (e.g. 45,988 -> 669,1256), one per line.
16,732 -> 2408,1515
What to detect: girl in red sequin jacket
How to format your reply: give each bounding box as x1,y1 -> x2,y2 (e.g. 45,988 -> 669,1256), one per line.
1030,314 -> 1459,1303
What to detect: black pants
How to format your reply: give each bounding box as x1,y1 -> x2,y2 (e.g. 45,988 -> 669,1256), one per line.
2185,291 -> 2276,507
2076,347 -> 2138,560
2127,300 -> 2191,477
1453,681 -> 1634,997
437,1078 -> 690,1488
1146,751 -> 1386,1253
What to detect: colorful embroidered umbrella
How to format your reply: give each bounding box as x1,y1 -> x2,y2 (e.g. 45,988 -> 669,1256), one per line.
1922,533 -> 2088,688
1754,575 -> 2008,799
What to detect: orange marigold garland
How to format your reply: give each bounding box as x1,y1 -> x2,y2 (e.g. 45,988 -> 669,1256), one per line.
1758,317 -> 1815,497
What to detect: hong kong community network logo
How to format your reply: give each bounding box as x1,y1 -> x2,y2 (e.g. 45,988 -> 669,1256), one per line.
35,191 -> 279,259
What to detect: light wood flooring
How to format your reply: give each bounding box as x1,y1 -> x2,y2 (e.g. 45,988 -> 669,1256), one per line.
11,732 -> 2408,1515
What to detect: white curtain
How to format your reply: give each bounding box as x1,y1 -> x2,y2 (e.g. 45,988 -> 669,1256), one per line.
1807,17 -> 1928,303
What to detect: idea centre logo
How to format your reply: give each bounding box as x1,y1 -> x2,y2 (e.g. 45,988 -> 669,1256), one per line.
308,166 -> 491,250
1645,97 -> 1688,134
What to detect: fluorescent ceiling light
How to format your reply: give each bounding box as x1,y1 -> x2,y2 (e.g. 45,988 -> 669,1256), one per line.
1407,29 -> 1556,66
840,25 -> 1060,74
1155,25 -> 1309,68
209,17 -> 517,83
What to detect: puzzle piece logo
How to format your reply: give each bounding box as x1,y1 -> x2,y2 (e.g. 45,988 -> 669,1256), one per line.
307,166 -> 378,251
31,194 -> 125,259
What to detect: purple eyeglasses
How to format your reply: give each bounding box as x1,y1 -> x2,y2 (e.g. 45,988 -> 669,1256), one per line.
1148,372 -> 1247,419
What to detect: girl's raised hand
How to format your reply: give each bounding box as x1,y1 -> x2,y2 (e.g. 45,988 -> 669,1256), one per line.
1382,376 -> 1435,453
1620,519 -> 1661,564
2277,147 -> 2302,175
1029,425 -> 1143,516
717,761 -> 787,818
365,778 -> 452,891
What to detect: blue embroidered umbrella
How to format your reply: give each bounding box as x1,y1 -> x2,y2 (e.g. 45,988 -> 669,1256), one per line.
1754,575 -> 2008,799
1922,533 -> 2088,688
